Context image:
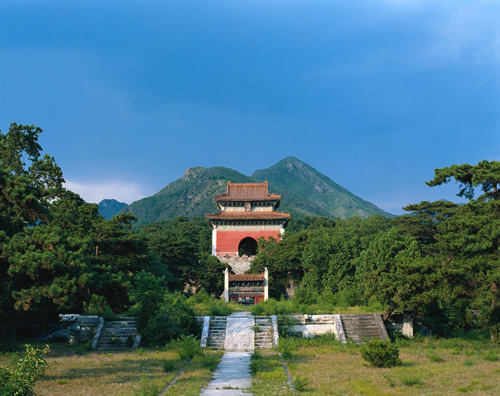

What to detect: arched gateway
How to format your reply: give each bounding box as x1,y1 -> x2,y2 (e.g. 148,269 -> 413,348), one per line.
206,182 -> 290,273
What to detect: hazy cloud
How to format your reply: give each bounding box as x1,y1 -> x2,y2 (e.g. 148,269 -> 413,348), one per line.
64,180 -> 146,204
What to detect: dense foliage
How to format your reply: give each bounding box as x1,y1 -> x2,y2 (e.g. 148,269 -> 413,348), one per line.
0,123 -> 226,334
1,122 -> 498,345
0,344 -> 49,395
360,339 -> 401,368
251,160 -> 499,342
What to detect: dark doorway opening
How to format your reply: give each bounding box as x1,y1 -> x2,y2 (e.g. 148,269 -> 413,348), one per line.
238,237 -> 258,256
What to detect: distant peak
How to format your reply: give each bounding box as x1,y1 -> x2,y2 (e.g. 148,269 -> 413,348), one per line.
99,198 -> 127,206
276,157 -> 309,173
280,156 -> 302,164
183,166 -> 205,179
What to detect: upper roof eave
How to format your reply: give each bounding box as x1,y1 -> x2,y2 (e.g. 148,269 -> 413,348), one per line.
205,212 -> 291,220
213,194 -> 281,202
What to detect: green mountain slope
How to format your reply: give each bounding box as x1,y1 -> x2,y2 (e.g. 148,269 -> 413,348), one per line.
121,167 -> 256,228
121,157 -> 393,227
98,199 -> 127,220
252,157 -> 393,219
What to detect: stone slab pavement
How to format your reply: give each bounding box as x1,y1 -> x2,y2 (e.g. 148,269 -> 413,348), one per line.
201,351 -> 252,395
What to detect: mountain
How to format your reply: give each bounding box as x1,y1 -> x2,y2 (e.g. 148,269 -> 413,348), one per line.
120,158 -> 393,227
252,157 -> 392,219
98,199 -> 128,219
121,167 -> 256,228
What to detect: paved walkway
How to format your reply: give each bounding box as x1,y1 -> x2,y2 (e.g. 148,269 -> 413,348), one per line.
201,352 -> 252,395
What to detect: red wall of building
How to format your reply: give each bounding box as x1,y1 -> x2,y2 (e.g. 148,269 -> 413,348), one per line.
216,229 -> 281,256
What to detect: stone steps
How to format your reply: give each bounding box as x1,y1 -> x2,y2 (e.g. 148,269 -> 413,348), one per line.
207,317 -> 227,349
254,316 -> 273,349
341,314 -> 389,345
96,318 -> 138,351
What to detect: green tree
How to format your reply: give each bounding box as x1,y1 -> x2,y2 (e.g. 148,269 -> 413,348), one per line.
250,232 -> 309,298
405,160 -> 500,341
426,160 -> 499,201
138,217 -> 225,293
301,216 -> 391,297
1,123 -> 168,329
394,200 -> 459,247
356,227 -> 425,317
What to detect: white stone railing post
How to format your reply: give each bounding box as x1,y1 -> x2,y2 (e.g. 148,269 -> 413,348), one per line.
333,314 -> 347,344
91,317 -> 105,350
271,315 -> 279,347
264,268 -> 269,301
200,316 -> 211,348
224,268 -> 229,302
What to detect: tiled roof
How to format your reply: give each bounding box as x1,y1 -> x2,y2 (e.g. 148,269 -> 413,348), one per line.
205,212 -> 291,220
214,182 -> 281,201
229,274 -> 265,281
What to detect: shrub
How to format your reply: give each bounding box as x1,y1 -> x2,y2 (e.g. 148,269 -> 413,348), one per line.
0,338 -> 17,353
294,376 -> 310,392
139,291 -> 197,346
332,287 -> 364,307
207,300 -> 233,316
250,350 -> 262,374
169,335 -> 202,361
360,339 -> 401,368
399,374 -> 423,387
427,352 -> 444,362
197,353 -> 219,371
483,351 -> 499,362
279,340 -> 294,361
126,335 -> 134,348
162,360 -> 175,372
0,344 -> 49,396
74,340 -> 92,355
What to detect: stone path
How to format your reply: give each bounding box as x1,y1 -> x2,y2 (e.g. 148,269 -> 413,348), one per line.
201,352 -> 252,395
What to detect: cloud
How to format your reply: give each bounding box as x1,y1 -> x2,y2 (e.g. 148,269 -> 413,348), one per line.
64,180 -> 147,204
384,1 -> 500,67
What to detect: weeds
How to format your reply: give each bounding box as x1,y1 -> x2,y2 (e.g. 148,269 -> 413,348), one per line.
484,351 -> 499,361
136,374 -> 162,396
74,340 -> 92,355
427,351 -> 445,362
162,360 -> 175,372
294,376 -> 310,392
126,335 -> 134,348
398,374 -> 423,387
167,334 -> 202,361
196,353 -> 219,371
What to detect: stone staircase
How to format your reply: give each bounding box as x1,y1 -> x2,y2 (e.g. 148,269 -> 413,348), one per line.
254,316 -> 273,349
207,316 -> 227,349
201,314 -> 277,350
96,317 -> 138,351
340,313 -> 389,344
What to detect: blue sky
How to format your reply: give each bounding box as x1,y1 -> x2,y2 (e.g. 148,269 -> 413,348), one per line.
1,1 -> 499,214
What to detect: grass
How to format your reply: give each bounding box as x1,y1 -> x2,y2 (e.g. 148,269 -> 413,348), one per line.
162,351 -> 223,395
249,350 -> 291,395
3,331 -> 499,395
0,341 -> 220,396
248,332 -> 500,395
250,298 -> 384,316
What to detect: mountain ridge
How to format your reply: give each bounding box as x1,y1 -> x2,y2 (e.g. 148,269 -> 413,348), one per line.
112,157 -> 392,227
252,157 -> 390,219
98,199 -> 127,220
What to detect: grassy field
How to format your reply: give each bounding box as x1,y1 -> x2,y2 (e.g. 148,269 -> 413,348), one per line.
255,333 -> 500,395
2,332 -> 499,395
0,342 -> 221,396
